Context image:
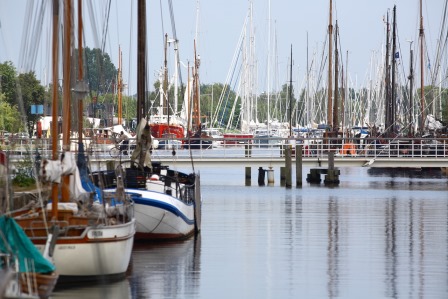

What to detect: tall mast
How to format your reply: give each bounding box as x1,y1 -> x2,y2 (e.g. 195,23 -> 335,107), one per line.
137,0 -> 147,121
391,5 -> 397,135
267,0 -> 271,134
61,0 -> 73,202
408,41 -> 414,135
192,41 -> 201,131
384,11 -> 391,135
118,45 -> 123,125
51,0 -> 59,214
163,34 -> 169,116
419,0 -> 425,133
288,44 -> 293,137
327,0 -> 333,127
333,21 -> 339,131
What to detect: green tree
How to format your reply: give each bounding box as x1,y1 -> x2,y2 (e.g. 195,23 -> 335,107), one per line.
15,72 -> 45,135
81,47 -> 118,95
0,61 -> 17,104
0,94 -> 21,132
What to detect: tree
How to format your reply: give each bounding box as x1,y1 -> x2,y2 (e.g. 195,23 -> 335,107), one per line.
81,47 -> 118,95
0,61 -> 17,104
0,94 -> 21,133
15,72 -> 45,135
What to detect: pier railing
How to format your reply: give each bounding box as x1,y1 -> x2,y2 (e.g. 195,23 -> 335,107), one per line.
4,136 -> 448,161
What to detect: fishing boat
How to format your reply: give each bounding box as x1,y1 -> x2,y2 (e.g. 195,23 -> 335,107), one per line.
97,0 -> 201,241
11,0 -> 135,281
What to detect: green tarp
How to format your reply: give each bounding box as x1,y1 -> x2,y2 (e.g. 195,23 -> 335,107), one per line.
0,216 -> 55,273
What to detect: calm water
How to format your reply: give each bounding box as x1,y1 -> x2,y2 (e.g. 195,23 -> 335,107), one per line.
52,166 -> 448,299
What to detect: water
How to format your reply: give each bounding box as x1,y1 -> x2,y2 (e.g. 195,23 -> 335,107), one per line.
52,166 -> 448,299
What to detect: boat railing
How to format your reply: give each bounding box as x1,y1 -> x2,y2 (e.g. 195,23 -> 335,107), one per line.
4,136 -> 448,161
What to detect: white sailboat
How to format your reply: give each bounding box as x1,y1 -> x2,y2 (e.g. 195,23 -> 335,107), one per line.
101,0 -> 201,241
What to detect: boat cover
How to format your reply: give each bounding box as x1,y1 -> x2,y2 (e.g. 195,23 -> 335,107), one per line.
0,216 -> 55,273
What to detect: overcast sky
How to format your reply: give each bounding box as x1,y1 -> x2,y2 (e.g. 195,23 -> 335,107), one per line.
0,0 -> 445,95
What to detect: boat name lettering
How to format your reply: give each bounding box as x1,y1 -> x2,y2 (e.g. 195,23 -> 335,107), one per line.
59,245 -> 76,250
92,231 -> 103,237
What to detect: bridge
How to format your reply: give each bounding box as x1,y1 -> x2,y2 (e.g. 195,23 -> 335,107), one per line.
5,137 -> 448,170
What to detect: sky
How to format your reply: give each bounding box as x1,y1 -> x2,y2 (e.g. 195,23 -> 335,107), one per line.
0,0 -> 445,96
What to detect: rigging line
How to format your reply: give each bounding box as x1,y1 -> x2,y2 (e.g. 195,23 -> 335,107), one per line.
86,0 -> 100,49
127,0 -> 135,98
18,0 -> 34,72
100,0 -> 112,53
159,0 -> 165,45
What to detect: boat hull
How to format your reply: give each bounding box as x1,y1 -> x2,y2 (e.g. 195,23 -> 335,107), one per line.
32,219 -> 135,278
125,189 -> 196,240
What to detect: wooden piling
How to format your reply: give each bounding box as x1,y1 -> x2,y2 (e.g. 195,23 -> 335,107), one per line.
296,144 -> 302,187
245,166 -> 251,186
285,147 -> 292,188
267,167 -> 274,185
280,167 -> 286,186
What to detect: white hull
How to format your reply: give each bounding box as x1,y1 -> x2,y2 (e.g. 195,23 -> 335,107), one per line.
124,189 -> 195,240
35,219 -> 135,277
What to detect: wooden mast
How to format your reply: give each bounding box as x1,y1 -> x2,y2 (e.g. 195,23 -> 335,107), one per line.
61,0 -> 73,202
51,0 -> 59,216
137,0 -> 147,122
419,0 -> 425,133
327,0 -> 333,128
77,0 -> 84,144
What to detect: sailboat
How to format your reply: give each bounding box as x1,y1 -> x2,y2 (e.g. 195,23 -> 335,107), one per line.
11,0 -> 135,280
1,152 -> 58,299
149,34 -> 186,149
99,0 -> 201,241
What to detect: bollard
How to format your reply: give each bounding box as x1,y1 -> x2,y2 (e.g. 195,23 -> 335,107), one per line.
296,145 -> 302,187
245,167 -> 251,186
285,147 -> 292,188
280,167 -> 286,186
266,167 -> 274,185
257,167 -> 266,186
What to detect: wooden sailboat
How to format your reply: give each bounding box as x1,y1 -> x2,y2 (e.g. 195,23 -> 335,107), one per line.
12,0 -> 135,281
98,0 -> 201,241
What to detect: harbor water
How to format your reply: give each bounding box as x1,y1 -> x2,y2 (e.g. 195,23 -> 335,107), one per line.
52,166 -> 448,299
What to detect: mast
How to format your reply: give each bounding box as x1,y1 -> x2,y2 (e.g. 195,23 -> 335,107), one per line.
137,0 -> 147,121
267,0 -> 271,135
419,0 -> 425,133
391,5 -> 397,135
192,41 -> 201,131
332,21 -> 339,132
288,44 -> 293,137
408,41 -> 414,135
118,45 -> 123,125
327,0 -> 333,127
163,34 -> 169,117
61,0 -> 73,202
51,0 -> 59,215
384,10 -> 391,135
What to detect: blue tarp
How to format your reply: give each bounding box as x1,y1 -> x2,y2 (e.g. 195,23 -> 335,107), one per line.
0,216 -> 55,273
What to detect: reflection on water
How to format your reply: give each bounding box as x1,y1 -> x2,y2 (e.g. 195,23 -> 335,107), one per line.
52,279 -> 131,298
128,237 -> 201,298
52,167 -> 448,298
